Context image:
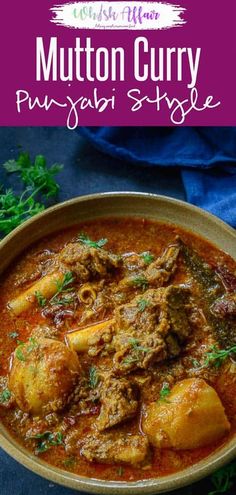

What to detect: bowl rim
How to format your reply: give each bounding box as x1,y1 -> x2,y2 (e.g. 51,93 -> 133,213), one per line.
0,191 -> 236,494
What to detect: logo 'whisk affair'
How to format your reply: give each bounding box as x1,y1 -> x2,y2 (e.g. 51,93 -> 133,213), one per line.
15,2 -> 222,127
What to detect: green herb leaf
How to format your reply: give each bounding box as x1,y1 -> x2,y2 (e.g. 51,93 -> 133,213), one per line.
0,188 -> 45,235
50,272 -> 75,306
89,366 -> 100,389
138,298 -> 149,312
158,383 -> 171,403
123,355 -> 139,365
191,358 -> 201,368
31,430 -> 64,455
15,344 -> 26,362
15,338 -> 38,362
132,275 -> 149,291
35,290 -> 47,308
0,388 -> 11,403
0,152 -> 63,236
209,461 -> 236,495
141,251 -> 154,265
8,332 -> 19,339
3,160 -> 21,173
78,233 -> 108,249
129,338 -> 150,353
3,152 -> 63,198
117,466 -> 124,476
63,457 -> 76,468
204,344 -> 236,369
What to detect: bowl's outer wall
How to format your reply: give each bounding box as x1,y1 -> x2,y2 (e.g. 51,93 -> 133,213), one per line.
0,193 -> 236,494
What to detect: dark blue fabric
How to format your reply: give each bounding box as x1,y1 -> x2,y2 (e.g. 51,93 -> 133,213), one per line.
79,127 -> 236,227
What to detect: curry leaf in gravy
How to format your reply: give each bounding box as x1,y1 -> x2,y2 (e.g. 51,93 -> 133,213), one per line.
89,366 -> 100,389
132,276 -> 149,291
204,344 -> 236,369
0,388 -> 11,403
78,233 -> 108,249
141,251 -> 154,265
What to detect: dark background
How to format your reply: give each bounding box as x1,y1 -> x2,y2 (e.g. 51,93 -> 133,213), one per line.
0,127 -> 234,495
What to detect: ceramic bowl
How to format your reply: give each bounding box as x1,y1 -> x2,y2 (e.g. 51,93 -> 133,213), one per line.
0,192 -> 236,494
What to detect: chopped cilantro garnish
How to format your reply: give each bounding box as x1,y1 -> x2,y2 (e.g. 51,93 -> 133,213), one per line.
30,431 -> 64,454
132,275 -> 149,291
35,290 -> 47,307
63,457 -> 76,468
204,344 -> 236,368
15,337 -> 39,362
78,233 -> 108,249
0,389 -> 11,403
129,338 -> 150,353
141,251 -> 154,265
50,271 -> 75,306
89,366 -> 100,389
138,298 -> 149,312
158,383 -> 171,403
8,332 -> 19,339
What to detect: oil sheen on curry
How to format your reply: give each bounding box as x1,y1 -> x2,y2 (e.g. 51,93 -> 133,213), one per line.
1,218 -> 236,482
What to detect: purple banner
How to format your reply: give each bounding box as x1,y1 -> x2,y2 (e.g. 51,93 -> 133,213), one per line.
0,0 -> 236,127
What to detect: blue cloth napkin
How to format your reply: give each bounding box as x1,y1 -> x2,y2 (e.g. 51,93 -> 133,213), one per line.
79,127 -> 236,227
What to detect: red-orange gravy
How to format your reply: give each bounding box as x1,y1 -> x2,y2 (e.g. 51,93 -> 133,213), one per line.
0,218 -> 235,481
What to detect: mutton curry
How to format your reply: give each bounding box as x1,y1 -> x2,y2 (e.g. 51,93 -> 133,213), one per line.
0,218 -> 236,481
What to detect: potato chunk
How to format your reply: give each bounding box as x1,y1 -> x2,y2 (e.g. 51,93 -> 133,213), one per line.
9,337 -> 80,416
142,378 -> 230,449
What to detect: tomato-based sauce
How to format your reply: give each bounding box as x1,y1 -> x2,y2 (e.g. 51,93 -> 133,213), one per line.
0,218 -> 236,482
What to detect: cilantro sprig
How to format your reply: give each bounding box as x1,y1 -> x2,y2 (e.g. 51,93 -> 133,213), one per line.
0,188 -> 45,235
3,152 -> 63,198
141,251 -> 154,265
89,366 -> 100,389
138,298 -> 149,312
0,388 -> 11,404
29,431 -> 64,454
209,461 -> 236,495
158,383 -> 171,403
132,275 -> 149,291
50,272 -> 75,306
15,337 -> 39,362
78,233 -> 108,249
0,152 -> 63,236
204,344 -> 236,368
